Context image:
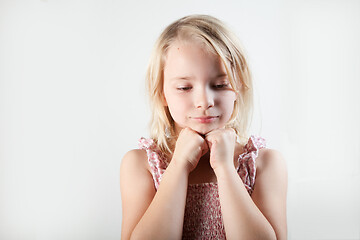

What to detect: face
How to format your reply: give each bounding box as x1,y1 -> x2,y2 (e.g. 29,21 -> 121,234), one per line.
163,41 -> 237,135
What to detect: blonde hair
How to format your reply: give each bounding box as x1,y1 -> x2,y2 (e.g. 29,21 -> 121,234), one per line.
146,14 -> 253,154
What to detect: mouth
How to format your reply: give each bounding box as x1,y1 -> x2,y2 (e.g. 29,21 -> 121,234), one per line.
191,116 -> 219,123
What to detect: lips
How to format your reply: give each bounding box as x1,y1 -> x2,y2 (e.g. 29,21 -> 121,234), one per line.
191,116 -> 219,123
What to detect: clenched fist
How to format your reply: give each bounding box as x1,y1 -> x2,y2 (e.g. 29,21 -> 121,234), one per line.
172,128 -> 209,173
205,128 -> 237,172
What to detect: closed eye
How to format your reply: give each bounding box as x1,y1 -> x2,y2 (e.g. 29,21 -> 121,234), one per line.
177,86 -> 192,91
213,84 -> 230,89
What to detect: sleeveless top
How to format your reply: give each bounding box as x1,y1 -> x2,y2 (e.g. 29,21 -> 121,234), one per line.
138,135 -> 266,240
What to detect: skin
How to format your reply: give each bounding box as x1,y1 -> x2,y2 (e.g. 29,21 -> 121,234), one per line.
162,40 -> 237,137
120,41 -> 288,240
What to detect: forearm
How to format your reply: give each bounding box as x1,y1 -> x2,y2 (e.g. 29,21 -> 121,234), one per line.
215,166 -> 276,240
130,161 -> 189,240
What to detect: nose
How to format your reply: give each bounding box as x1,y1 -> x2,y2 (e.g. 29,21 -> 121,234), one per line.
195,86 -> 214,109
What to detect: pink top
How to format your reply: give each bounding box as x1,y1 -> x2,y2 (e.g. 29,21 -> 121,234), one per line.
138,135 -> 266,239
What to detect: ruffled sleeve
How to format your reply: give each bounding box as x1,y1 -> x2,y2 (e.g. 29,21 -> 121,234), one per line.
138,137 -> 169,190
237,135 -> 266,195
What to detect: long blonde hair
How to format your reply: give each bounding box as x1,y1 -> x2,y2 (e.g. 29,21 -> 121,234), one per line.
146,15 -> 253,154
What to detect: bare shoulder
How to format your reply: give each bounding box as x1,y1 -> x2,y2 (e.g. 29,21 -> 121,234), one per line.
256,148 -> 287,174
120,149 -> 154,193
252,148 -> 288,239
120,149 -> 156,239
121,149 -> 148,166
121,149 -> 148,164
121,149 -> 151,174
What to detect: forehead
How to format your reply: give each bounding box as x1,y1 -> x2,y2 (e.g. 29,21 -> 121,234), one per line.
166,38 -> 215,60
163,41 -> 226,79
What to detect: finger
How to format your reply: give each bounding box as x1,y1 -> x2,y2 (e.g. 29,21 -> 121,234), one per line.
201,140 -> 209,156
205,137 -> 214,151
204,130 -> 215,139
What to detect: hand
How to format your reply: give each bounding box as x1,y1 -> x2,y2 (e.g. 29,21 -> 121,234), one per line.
205,128 -> 237,172
172,128 -> 209,173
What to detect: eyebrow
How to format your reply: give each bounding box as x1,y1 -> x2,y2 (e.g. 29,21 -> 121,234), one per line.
170,73 -> 228,81
170,76 -> 194,81
216,73 -> 228,78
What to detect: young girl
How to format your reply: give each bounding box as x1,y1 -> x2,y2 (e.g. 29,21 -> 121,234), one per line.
120,15 -> 287,240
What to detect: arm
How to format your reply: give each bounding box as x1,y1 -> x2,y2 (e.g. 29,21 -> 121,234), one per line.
120,149 -> 189,240
120,128 -> 208,240
215,149 -> 287,239
251,149 -> 288,239
206,130 -> 287,239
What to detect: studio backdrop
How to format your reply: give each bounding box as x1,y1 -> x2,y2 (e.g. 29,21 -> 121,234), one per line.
0,0 -> 359,239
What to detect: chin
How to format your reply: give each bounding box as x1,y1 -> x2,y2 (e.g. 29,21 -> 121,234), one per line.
190,125 -> 217,135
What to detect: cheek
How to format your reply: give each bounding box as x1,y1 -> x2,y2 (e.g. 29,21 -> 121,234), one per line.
168,100 -> 188,114
165,94 -> 189,120
219,93 -> 237,119
224,103 -> 235,118
219,92 -> 236,108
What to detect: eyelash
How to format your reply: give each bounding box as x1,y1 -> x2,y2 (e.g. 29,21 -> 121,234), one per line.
177,86 -> 192,91
177,84 -> 229,91
213,84 -> 229,89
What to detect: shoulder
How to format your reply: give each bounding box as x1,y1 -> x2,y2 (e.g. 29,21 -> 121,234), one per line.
120,149 -> 152,183
254,148 -> 288,190
252,148 -> 288,239
121,148 -> 151,172
120,149 -> 156,206
121,149 -> 148,166
120,149 -> 157,239
256,148 -> 287,173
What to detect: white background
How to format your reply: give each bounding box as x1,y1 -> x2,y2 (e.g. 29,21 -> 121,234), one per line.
1,0 -> 359,239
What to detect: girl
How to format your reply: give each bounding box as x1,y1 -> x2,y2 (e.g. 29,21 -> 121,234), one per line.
120,15 -> 287,240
